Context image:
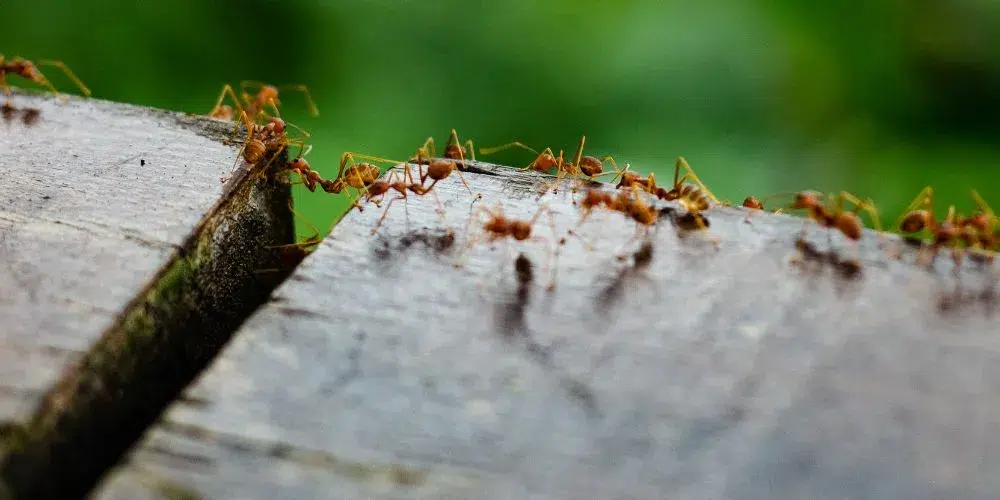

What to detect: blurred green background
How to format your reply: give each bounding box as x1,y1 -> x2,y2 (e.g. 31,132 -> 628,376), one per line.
4,0 -> 1000,238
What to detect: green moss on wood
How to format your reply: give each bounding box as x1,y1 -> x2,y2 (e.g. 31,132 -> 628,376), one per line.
0,151 -> 298,498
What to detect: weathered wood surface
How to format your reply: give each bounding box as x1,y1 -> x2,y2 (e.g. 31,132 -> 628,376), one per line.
0,91 -> 239,422
97,159 -> 1000,499
0,91 -> 295,498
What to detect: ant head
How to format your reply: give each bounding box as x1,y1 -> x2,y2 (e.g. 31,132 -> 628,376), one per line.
536,151 -> 559,169
257,85 -> 280,104
742,196 -> 764,210
267,117 -> 286,134
792,192 -> 820,209
444,143 -> 467,160
578,156 -> 603,177
289,156 -> 309,170
835,212 -> 863,240
210,105 -> 234,120
900,210 -> 930,233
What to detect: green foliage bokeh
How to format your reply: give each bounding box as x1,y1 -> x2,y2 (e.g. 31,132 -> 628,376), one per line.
4,0 -> 1000,238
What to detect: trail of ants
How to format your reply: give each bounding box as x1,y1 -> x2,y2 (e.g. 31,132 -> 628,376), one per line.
894,186 -> 1000,272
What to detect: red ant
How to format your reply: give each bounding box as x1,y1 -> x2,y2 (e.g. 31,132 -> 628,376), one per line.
0,55 -> 90,101
897,186 -> 998,267
467,201 -> 559,290
413,129 -> 477,162
231,108 -> 310,178
615,157 -> 720,209
209,80 -> 318,123
481,136 -> 620,188
739,194 -> 788,223
314,152 -> 402,210
785,190 -> 882,257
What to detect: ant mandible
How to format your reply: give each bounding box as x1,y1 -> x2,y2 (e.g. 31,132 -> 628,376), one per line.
0,55 -> 91,100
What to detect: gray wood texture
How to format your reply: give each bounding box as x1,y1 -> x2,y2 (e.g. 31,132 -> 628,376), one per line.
0,91 -> 239,423
96,159 -> 1000,499
0,91 -> 296,499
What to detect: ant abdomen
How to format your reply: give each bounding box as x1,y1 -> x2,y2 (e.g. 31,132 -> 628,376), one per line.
835,212 -> 863,241
426,160 -> 456,181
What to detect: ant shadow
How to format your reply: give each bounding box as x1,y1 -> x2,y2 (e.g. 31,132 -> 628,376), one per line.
789,237 -> 865,297
594,239 -> 659,322
370,228 -> 458,266
1,101 -> 41,127
934,273 -> 1000,318
489,253 -> 603,419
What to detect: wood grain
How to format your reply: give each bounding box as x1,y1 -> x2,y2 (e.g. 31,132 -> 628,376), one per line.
96,159 -> 1000,499
0,91 -> 296,498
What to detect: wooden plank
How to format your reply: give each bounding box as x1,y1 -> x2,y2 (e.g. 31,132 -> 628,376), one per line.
0,91 -> 297,498
97,159 -> 1000,499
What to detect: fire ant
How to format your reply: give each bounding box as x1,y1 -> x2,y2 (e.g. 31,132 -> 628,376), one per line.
467,202 -> 559,290
578,186 -> 657,230
613,157 -> 720,219
897,186 -> 998,267
209,80 -> 318,123
413,129 -> 476,163
363,165 -> 420,235
480,135 -> 620,186
786,190 -> 882,254
739,194 -> 787,223
0,55 -> 91,101
231,108 -> 310,178
312,152 -> 402,210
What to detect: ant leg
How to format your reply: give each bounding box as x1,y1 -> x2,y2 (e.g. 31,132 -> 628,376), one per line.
277,83 -> 319,116
479,141 -> 539,156
838,191 -> 882,231
420,137 -> 437,159
372,195 -> 406,235
257,143 -> 289,178
210,84 -> 245,119
447,133 -> 475,195
570,136 -> 586,170
971,189 -> 999,233
38,60 -> 91,97
465,139 -> 476,161
230,111 -> 256,172
674,157 -> 721,205
267,201 -> 324,251
540,207 -> 559,291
